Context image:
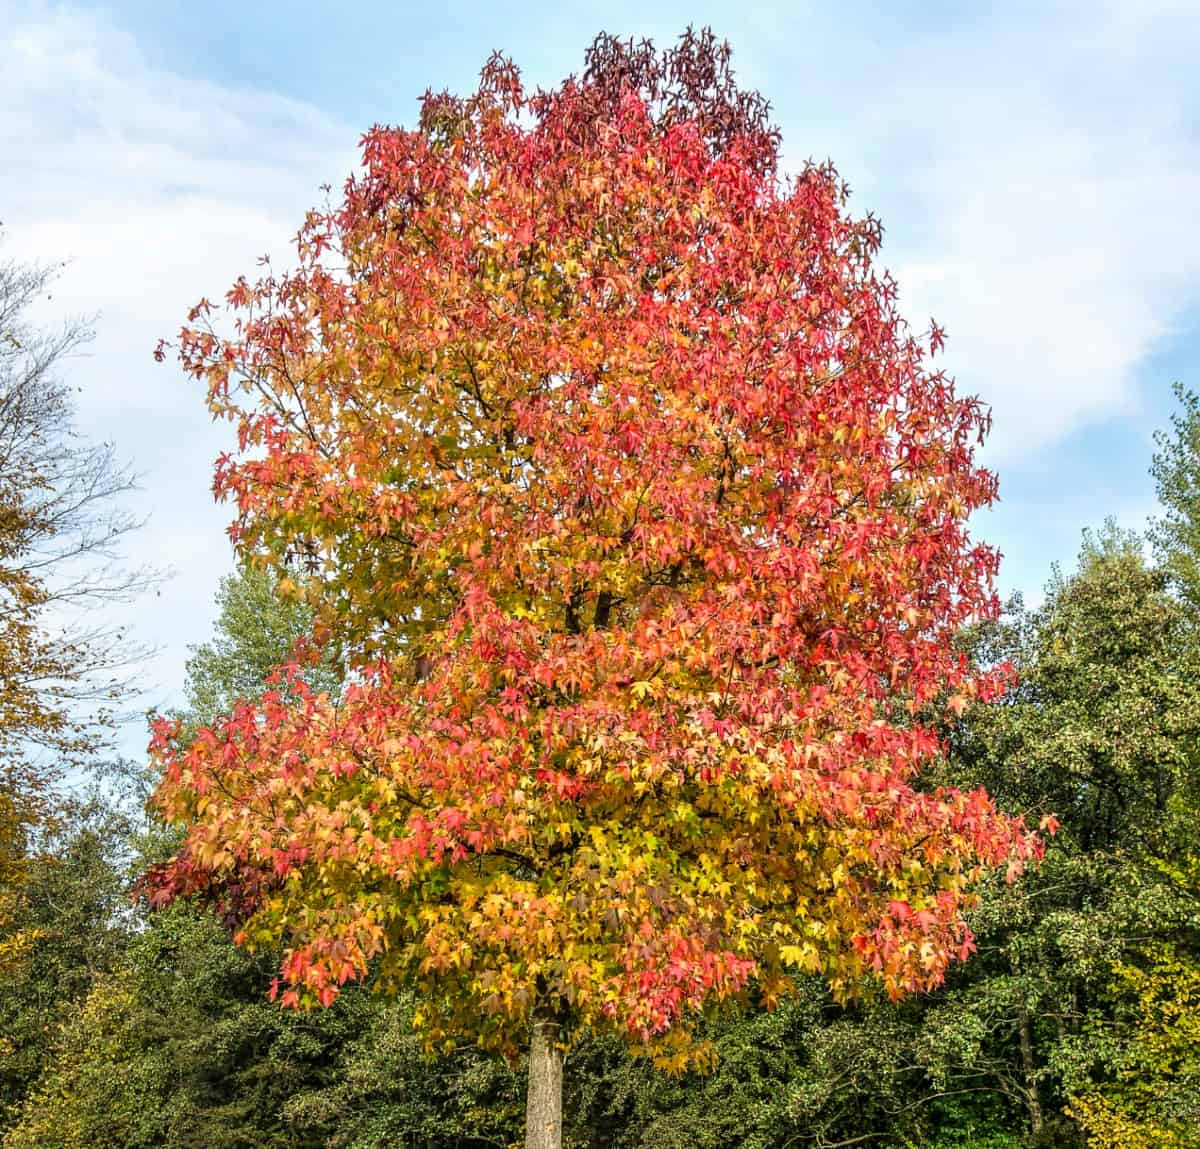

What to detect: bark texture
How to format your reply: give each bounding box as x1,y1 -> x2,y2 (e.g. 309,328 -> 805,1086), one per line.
525,1001 -> 564,1149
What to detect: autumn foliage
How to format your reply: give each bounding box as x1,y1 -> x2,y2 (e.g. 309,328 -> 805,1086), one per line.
148,33 -> 1040,1061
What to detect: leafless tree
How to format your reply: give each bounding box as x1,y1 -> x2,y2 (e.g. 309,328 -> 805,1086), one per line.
0,233 -> 156,781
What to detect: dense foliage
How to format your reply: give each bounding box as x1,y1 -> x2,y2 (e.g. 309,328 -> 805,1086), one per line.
147,40 -> 1037,1128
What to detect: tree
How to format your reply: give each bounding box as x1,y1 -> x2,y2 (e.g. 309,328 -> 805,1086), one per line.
1068,946 -> 1200,1149
891,525 -> 1200,1146
0,797 -> 134,1132
2,901 -> 378,1149
181,565 -> 341,732
0,238 -> 150,769
0,235 -> 152,931
2,568 -> 346,1148
148,31 -> 1039,1148
0,235 -> 151,1131
1151,384 -> 1200,610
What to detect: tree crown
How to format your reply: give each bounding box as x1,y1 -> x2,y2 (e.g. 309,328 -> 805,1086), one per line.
149,32 -> 1038,1059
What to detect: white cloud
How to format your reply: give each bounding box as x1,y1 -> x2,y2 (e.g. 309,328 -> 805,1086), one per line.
847,4 -> 1200,461
2,1 -> 356,752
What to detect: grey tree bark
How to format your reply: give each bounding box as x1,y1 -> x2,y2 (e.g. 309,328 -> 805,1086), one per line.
524,1000 -> 564,1149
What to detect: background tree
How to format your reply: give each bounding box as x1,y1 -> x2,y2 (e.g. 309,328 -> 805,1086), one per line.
1069,945 -> 1200,1148
0,797 -> 133,1131
3,901 -> 374,1149
0,235 -> 152,1135
1151,383 -> 1200,611
181,565 -> 341,732
0,235 -> 152,969
148,31 -> 1038,1149
0,237 -> 151,773
889,525 -> 1200,1146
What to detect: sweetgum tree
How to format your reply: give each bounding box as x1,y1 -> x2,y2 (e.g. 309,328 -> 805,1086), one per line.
147,31 -> 1040,1149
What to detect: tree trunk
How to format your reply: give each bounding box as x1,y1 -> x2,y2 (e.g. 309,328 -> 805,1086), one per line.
525,1000 -> 564,1149
1016,996 -> 1044,1135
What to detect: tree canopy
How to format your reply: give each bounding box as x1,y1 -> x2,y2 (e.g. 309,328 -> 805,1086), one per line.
146,42 -> 1038,1147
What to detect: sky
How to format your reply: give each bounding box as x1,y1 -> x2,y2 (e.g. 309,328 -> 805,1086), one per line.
3,0 -> 1199,760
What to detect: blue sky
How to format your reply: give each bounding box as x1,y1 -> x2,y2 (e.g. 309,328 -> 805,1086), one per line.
4,0 -> 1199,758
